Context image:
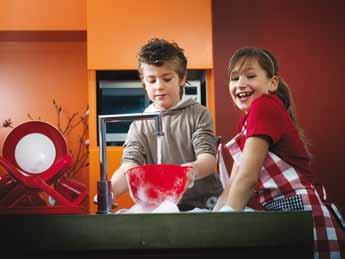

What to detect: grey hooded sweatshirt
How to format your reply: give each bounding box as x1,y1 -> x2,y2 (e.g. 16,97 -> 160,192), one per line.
122,97 -> 223,209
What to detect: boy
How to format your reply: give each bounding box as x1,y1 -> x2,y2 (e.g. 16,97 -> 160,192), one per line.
111,38 -> 222,211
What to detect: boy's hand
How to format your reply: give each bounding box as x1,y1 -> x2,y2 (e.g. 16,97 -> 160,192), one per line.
186,167 -> 195,188
181,163 -> 196,189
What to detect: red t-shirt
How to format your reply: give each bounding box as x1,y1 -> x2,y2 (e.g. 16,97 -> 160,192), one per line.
237,94 -> 313,181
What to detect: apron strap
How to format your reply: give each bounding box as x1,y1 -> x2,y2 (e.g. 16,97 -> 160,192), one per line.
217,143 -> 229,189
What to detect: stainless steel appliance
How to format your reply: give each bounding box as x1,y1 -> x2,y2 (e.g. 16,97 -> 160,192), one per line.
97,70 -> 206,146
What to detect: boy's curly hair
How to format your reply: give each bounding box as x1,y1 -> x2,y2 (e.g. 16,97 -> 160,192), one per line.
137,38 -> 187,80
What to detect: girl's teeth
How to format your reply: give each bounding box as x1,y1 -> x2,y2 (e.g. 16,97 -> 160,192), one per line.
238,92 -> 250,98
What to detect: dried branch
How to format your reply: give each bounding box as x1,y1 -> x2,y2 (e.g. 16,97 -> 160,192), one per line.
28,99 -> 89,178
1,119 -> 14,128
2,100 -> 89,179
63,113 -> 79,136
27,113 -> 34,120
27,113 -> 41,121
53,99 -> 63,132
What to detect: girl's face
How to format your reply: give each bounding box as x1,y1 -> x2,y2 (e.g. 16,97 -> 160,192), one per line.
229,58 -> 278,112
141,62 -> 186,110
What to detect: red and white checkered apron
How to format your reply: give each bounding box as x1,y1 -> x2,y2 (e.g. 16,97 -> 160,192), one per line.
223,132 -> 342,259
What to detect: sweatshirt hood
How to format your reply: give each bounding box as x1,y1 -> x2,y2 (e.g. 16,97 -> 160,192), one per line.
144,96 -> 197,113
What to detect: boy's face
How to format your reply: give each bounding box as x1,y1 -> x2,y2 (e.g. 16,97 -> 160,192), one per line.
141,62 -> 186,110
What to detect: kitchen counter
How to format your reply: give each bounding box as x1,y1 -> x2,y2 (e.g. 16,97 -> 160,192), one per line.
0,211 -> 313,258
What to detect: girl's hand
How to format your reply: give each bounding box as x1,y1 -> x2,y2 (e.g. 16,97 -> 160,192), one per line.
213,198 -> 235,212
212,196 -> 225,212
212,179 -> 232,212
218,205 -> 235,212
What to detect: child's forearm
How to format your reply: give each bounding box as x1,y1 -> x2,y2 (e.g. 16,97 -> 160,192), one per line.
223,137 -> 269,211
225,176 -> 256,210
214,163 -> 242,211
183,153 -> 217,180
110,162 -> 138,197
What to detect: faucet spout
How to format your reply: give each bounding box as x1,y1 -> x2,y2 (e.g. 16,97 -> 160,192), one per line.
97,112 -> 164,214
155,112 -> 164,137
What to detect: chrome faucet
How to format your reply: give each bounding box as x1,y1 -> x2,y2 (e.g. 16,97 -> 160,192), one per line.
97,112 -> 164,214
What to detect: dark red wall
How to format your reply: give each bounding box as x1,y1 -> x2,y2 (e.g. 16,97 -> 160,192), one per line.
212,0 -> 345,215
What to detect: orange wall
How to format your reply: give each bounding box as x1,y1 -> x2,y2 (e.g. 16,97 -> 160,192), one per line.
1,0 -> 215,214
0,0 -> 86,30
87,0 -> 215,213
0,41 -> 88,185
0,0 -> 89,210
87,0 -> 213,70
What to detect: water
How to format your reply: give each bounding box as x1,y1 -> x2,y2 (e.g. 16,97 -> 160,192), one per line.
116,200 -> 180,214
156,135 -> 162,164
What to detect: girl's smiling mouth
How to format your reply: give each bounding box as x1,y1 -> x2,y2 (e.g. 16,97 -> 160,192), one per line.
236,91 -> 253,100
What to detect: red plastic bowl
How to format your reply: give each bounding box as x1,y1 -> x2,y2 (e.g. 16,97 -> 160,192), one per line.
126,164 -> 190,208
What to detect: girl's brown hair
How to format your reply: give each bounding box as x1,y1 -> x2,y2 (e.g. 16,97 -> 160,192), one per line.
228,47 -> 311,155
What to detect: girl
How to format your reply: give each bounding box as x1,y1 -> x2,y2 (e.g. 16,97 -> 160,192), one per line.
214,47 -> 342,258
